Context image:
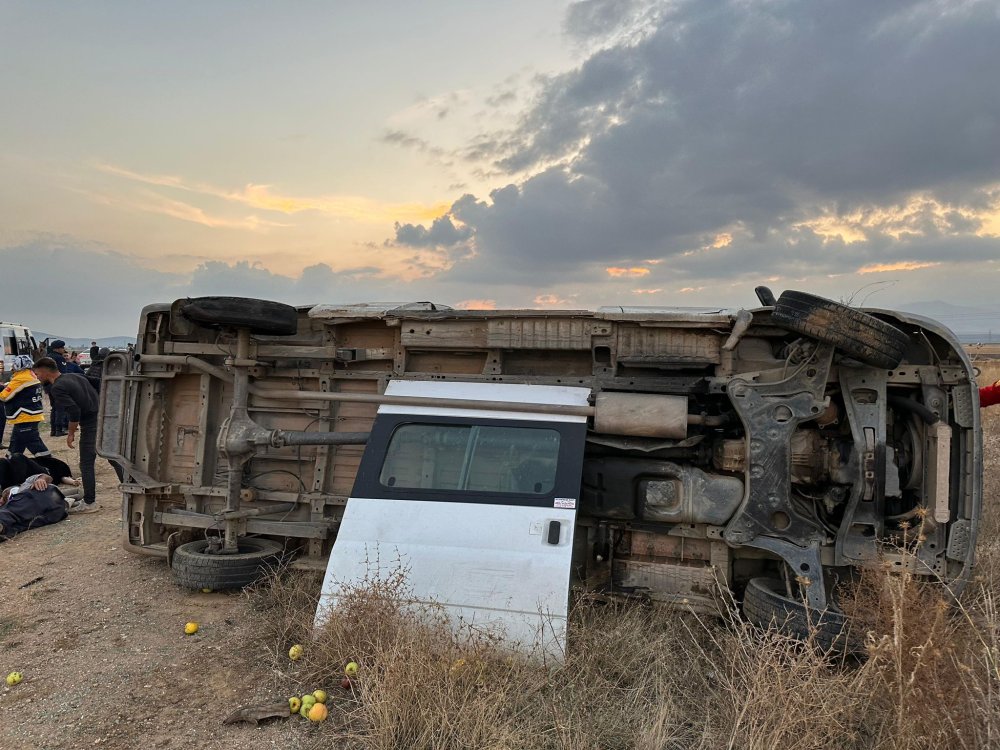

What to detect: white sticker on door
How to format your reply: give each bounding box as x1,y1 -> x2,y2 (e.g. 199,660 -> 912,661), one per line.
553,497 -> 576,509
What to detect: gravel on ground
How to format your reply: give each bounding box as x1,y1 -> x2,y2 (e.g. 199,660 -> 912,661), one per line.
0,442 -> 312,750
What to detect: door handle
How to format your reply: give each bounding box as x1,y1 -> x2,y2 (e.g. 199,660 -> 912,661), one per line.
546,520 -> 561,545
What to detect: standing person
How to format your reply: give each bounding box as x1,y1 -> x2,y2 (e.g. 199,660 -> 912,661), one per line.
89,341 -> 99,361
46,339 -> 69,370
45,340 -> 69,436
0,355 -> 50,458
86,347 -> 110,393
32,357 -> 119,511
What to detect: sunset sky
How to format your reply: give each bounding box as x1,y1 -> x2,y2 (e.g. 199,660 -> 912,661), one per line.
2,0 -> 999,336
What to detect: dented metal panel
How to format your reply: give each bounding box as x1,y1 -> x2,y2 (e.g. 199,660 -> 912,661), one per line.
487,317 -> 596,350
617,326 -> 722,365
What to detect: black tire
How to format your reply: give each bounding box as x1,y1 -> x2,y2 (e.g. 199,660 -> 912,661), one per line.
171,538 -> 286,591
771,290 -> 909,369
742,577 -> 862,654
178,296 -> 298,336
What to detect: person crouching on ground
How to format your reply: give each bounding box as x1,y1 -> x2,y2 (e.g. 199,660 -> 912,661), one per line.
0,355 -> 51,458
32,356 -> 113,511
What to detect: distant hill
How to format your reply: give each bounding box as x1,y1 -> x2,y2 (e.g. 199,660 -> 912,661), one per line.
896,301 -> 1000,344
33,332 -> 136,350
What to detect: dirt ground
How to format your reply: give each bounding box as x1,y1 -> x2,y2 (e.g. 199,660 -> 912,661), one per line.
0,442 -> 310,750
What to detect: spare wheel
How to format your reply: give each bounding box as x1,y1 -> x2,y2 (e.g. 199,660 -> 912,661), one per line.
171,538 -> 285,591
742,576 -> 863,655
771,290 -> 909,369
177,296 -> 298,336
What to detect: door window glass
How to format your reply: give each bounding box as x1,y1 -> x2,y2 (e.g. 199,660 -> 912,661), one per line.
379,423 -> 561,495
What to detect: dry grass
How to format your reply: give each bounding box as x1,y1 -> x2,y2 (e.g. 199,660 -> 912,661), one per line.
240,365 -> 1000,749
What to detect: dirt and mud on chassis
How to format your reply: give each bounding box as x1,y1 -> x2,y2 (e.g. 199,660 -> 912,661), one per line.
97,288 -> 982,653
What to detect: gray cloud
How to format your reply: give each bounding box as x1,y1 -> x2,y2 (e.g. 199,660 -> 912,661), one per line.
382,130 -> 445,158
187,260 -> 405,304
485,89 -> 518,108
0,238 -> 186,337
669,233 -> 1000,282
0,238 -> 420,337
392,214 -> 473,248
7,232 -> 996,339
392,0 -> 1000,287
564,0 -> 646,40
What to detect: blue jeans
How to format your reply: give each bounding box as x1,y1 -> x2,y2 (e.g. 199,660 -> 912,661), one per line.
9,423 -> 51,457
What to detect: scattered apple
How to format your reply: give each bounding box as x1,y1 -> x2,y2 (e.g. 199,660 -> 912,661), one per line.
344,661 -> 358,677
307,702 -> 329,722
312,689 -> 327,704
184,621 -> 198,635
340,677 -> 352,690
6,672 -> 23,686
288,644 -> 304,661
289,696 -> 302,714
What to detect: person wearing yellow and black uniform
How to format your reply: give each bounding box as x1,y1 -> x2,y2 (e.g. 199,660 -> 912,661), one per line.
0,356 -> 50,457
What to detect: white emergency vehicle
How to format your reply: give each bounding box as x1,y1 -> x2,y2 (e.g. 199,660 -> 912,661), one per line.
0,323 -> 38,382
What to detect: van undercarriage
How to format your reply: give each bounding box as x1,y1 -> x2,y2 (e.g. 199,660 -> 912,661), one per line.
99,289 -> 981,651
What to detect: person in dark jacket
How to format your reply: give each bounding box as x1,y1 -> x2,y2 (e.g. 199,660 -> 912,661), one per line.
89,341 -> 100,361
33,357 -> 120,510
0,472 -> 70,540
65,352 -> 85,374
0,453 -> 50,489
46,340 -> 68,371
0,452 -> 80,497
45,340 -> 70,436
86,347 -> 111,393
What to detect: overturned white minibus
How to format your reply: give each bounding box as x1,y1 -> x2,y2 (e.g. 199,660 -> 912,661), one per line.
98,290 -> 982,655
